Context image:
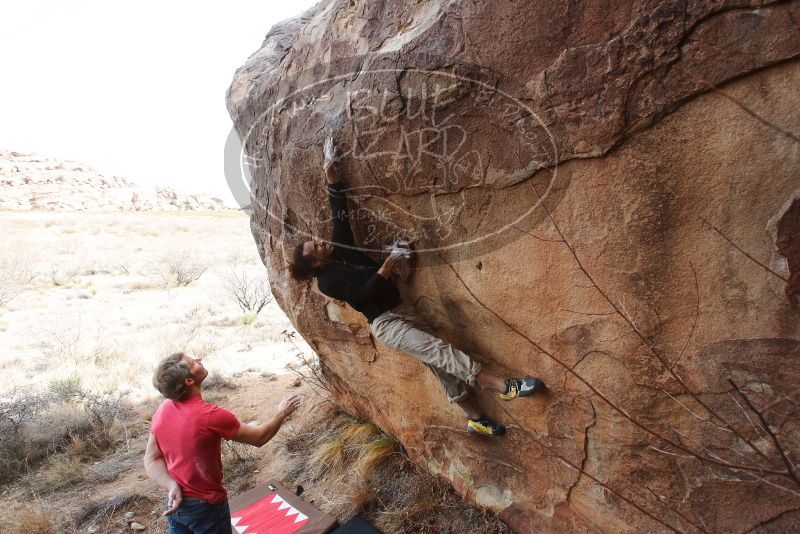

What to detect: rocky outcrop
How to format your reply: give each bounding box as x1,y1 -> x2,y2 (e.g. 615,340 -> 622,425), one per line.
228,1 -> 800,532
0,151 -> 230,211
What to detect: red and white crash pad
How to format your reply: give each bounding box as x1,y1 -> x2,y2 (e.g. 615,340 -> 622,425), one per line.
228,480 -> 337,534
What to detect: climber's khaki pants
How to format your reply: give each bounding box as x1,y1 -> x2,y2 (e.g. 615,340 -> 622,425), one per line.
370,305 -> 482,403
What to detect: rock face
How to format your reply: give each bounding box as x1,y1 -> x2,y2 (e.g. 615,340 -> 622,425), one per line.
228,1 -> 800,532
0,151 -> 230,211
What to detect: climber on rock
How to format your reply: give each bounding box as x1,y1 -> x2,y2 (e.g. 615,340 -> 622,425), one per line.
288,136 -> 543,437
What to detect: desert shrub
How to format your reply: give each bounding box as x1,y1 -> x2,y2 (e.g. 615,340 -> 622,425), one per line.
87,341 -> 125,367
48,265 -> 80,287
151,252 -> 206,288
0,389 -> 133,485
77,391 -> 133,456
39,323 -> 82,364
188,335 -> 218,360
124,280 -> 157,293
220,259 -> 272,314
0,253 -> 37,306
367,459 -> 513,534
48,374 -> 84,401
0,391 -> 50,482
157,307 -> 210,356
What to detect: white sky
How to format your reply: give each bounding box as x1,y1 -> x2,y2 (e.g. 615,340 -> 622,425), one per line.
1,0 -> 319,203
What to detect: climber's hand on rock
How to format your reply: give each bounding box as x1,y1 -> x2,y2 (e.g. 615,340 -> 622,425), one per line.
388,247 -> 407,263
323,136 -> 341,184
378,250 -> 404,278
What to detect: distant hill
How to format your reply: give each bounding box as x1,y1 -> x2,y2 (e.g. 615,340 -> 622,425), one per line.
0,151 -> 233,211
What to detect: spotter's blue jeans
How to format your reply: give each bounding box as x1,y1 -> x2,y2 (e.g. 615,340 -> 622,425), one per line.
167,497 -> 231,534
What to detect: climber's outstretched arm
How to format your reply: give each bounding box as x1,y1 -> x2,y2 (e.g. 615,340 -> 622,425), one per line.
324,136 -> 340,185
323,137 -> 379,268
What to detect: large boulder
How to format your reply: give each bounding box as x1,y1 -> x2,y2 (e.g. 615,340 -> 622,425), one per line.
227,1 -> 800,532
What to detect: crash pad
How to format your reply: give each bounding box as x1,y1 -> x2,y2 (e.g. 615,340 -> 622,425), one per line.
229,480 -> 337,534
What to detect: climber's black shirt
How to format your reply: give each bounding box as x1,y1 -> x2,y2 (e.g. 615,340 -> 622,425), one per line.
316,182 -> 401,323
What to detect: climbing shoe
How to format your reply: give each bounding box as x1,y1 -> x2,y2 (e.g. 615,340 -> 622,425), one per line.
467,418 -> 506,437
499,378 -> 544,400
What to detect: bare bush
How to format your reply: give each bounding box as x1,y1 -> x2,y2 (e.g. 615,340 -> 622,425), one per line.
187,335 -> 218,360
283,329 -> 328,393
221,259 -> 272,314
0,389 -> 133,485
48,264 -> 80,287
157,307 -> 210,356
77,391 -> 133,456
39,320 -> 83,364
0,391 -> 50,482
0,254 -> 37,306
150,253 -> 206,288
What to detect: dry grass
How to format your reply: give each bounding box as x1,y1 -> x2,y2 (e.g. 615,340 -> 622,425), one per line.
0,389 -> 133,486
1,380 -> 509,534
123,279 -> 158,293
353,434 -> 396,478
22,454 -> 86,494
339,420 -> 379,444
71,494 -> 156,533
362,458 -> 515,534
281,408 -> 511,533
204,370 -> 238,391
222,440 -> 258,495
6,507 -> 52,534
309,439 -> 347,477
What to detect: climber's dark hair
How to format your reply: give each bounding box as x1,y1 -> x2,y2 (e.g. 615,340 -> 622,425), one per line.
289,242 -> 317,281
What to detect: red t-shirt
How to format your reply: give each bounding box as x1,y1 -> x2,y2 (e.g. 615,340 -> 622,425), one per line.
150,394 -> 241,503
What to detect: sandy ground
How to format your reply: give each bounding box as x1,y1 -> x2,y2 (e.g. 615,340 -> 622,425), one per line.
0,210 -> 311,399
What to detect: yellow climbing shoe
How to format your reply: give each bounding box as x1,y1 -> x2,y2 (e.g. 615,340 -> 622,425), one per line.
499,378 -> 544,400
467,418 -> 506,437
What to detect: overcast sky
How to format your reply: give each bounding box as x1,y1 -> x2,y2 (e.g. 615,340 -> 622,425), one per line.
1,0 -> 319,202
